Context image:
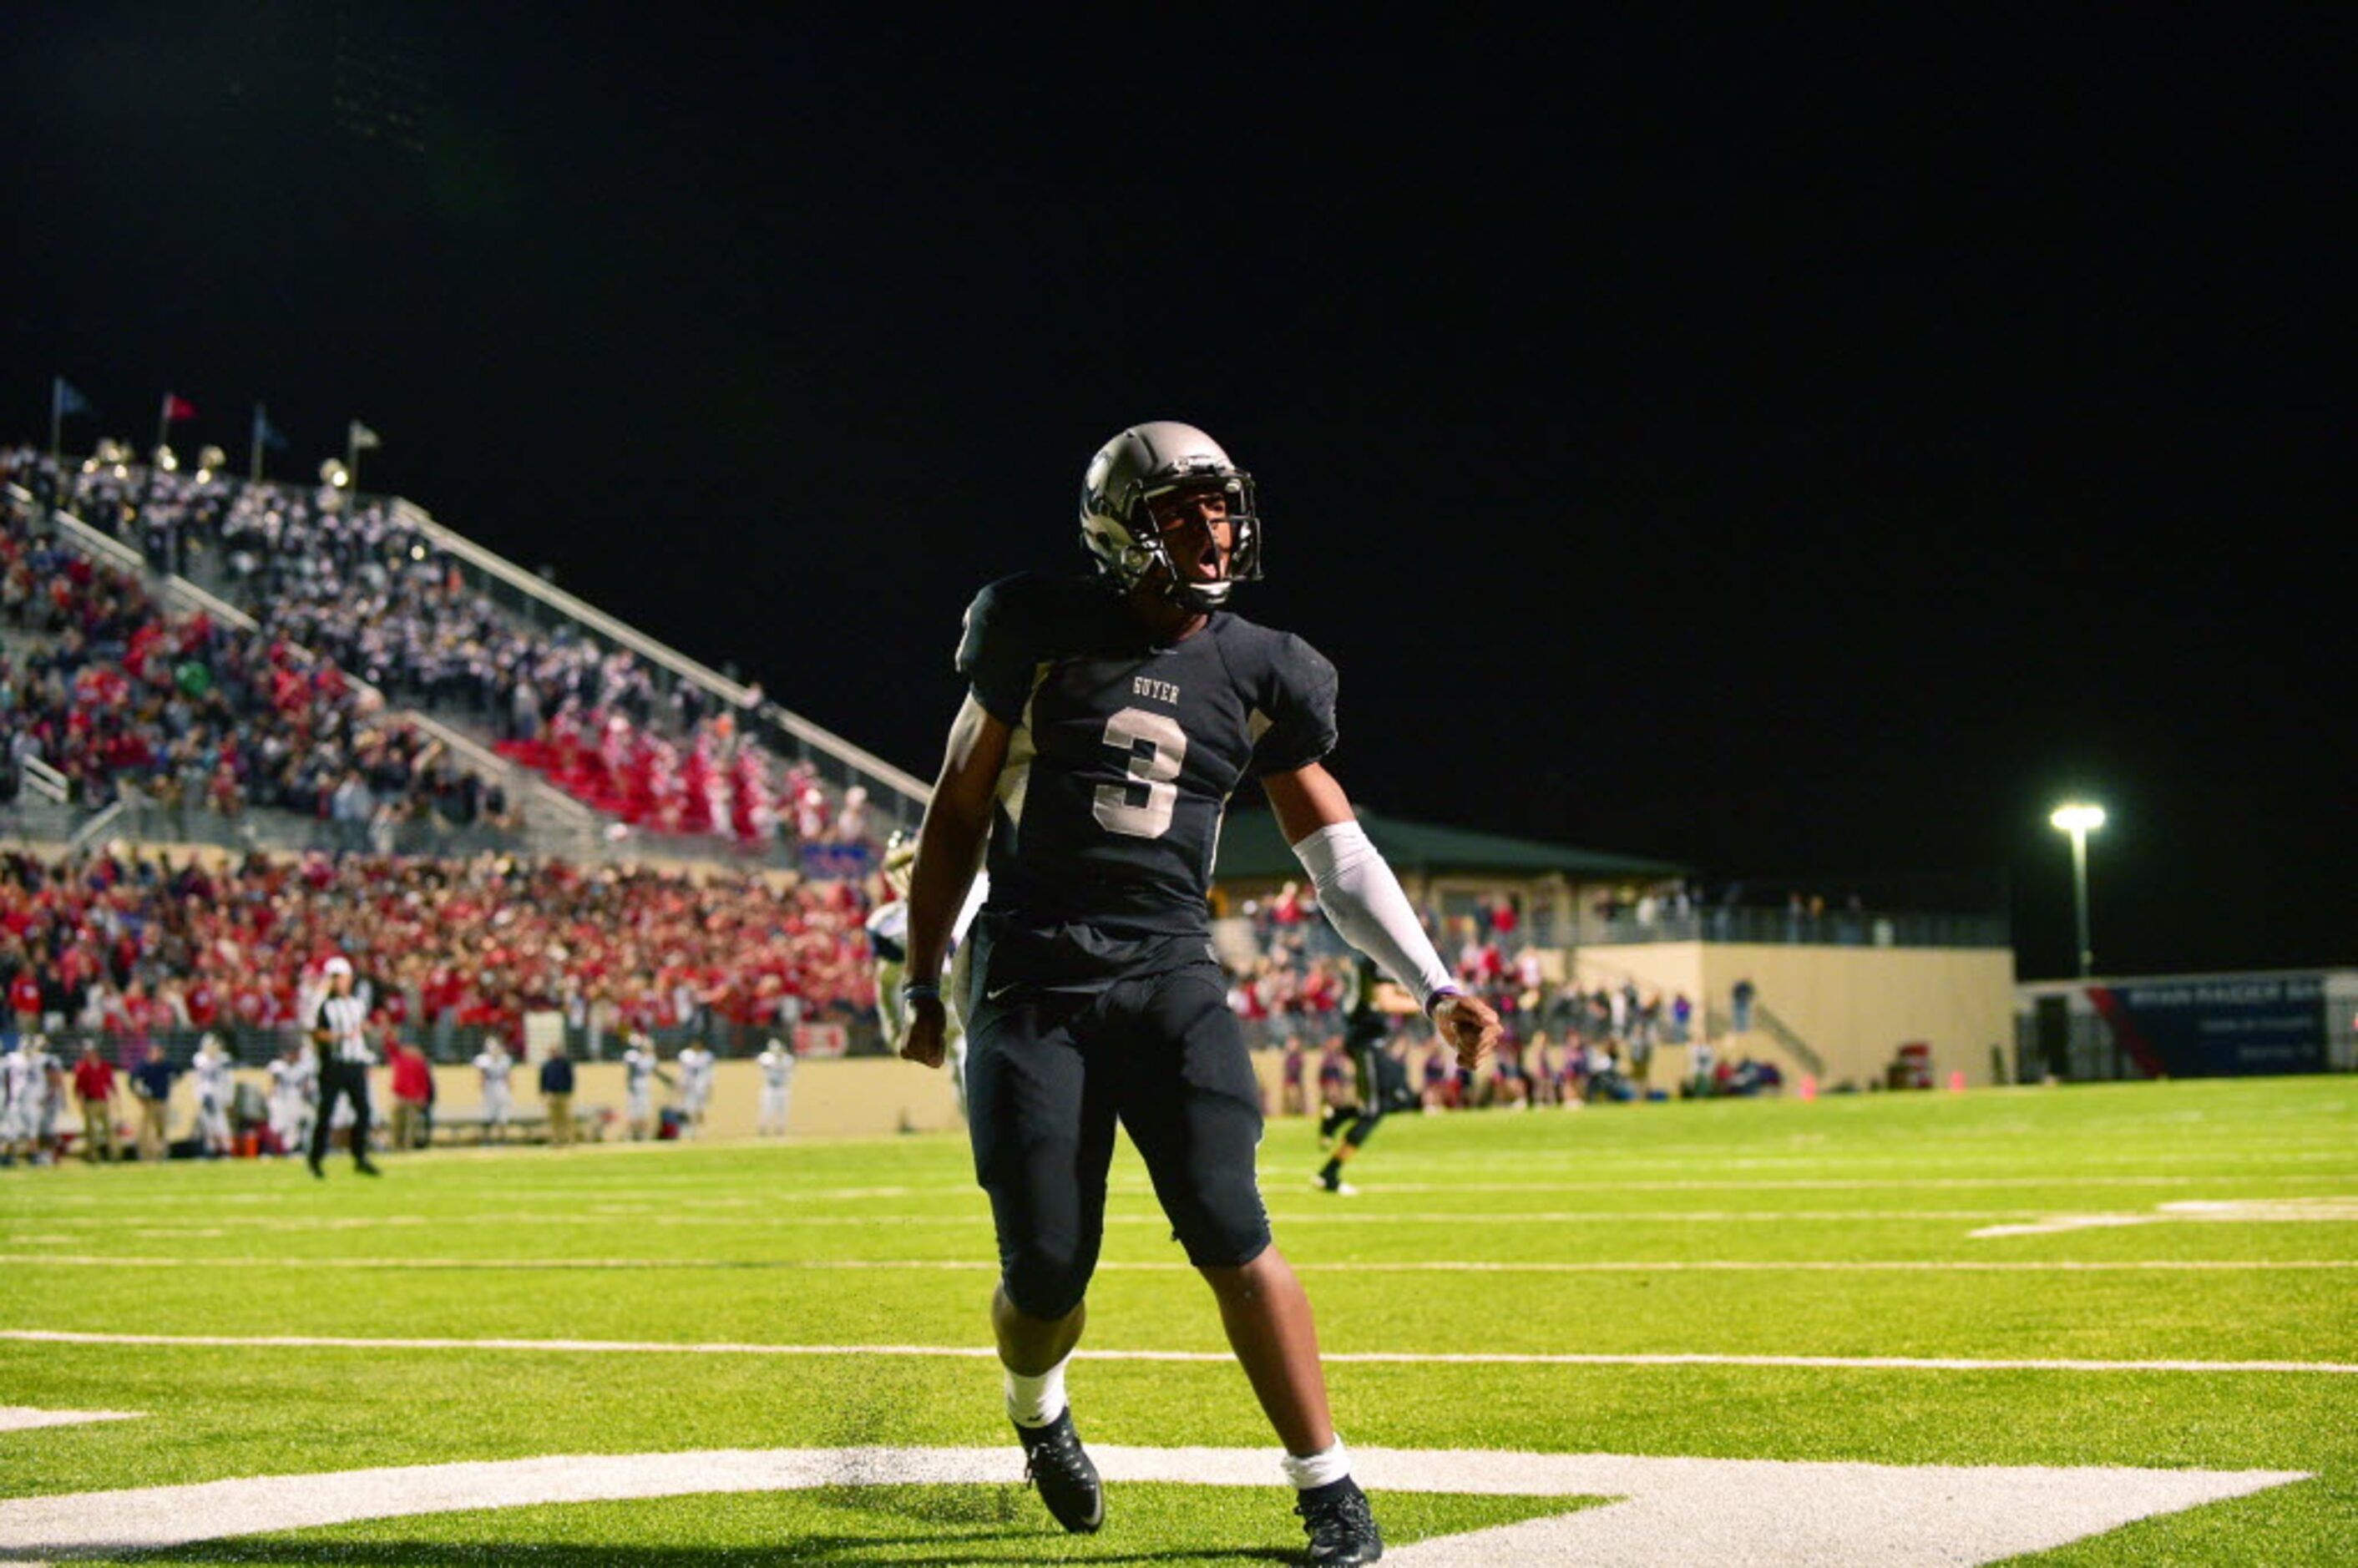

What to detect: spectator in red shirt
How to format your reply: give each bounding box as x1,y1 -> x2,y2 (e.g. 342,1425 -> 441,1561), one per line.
387,1038 -> 433,1151
8,969 -> 39,1044
72,1039 -> 119,1162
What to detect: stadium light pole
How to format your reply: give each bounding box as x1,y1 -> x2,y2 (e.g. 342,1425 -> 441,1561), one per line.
2049,803 -> 2106,979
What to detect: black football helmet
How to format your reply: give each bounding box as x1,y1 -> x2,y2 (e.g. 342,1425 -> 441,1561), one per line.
1080,422 -> 1263,611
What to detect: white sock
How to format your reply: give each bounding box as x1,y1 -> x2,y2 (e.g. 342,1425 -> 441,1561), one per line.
1004,1356 -> 1070,1429
1282,1436 -> 1353,1491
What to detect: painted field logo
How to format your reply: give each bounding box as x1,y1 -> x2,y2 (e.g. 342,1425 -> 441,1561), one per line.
0,1444 -> 2306,1566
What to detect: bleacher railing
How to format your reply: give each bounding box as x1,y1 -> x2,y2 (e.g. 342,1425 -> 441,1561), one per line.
387,496 -> 930,832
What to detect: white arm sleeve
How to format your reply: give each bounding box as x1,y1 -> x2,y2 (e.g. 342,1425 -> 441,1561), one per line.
1290,821 -> 1457,1009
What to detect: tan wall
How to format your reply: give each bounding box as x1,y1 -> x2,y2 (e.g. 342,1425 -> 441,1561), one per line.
123,1055 -> 966,1146
1698,943 -> 2017,1089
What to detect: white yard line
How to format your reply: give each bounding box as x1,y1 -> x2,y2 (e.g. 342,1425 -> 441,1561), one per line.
1971,1196 -> 2358,1239
0,1210 -> 2092,1227
0,1443 -> 2308,1566
2,1254 -> 2353,1273
0,1407 -> 139,1434
4,1329 -> 2351,1374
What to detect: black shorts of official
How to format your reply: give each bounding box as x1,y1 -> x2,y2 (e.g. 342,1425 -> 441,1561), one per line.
966,962 -> 1270,1321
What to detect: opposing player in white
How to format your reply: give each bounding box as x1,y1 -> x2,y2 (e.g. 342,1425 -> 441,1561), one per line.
868,830 -> 987,1117
267,1042 -> 317,1158
1,1035 -> 43,1166
676,1041 -> 716,1137
755,1037 -> 795,1136
191,1034 -> 234,1159
472,1040 -> 516,1143
621,1034 -> 670,1141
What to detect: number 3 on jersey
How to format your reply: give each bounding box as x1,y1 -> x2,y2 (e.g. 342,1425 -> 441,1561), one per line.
1094,706 -> 1187,839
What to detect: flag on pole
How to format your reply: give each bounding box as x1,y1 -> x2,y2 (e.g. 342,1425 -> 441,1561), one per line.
252,404 -> 289,452
53,378 -> 94,419
348,420 -> 382,451
163,393 -> 198,422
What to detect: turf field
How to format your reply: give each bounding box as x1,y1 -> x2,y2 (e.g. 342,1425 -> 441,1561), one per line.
2,1075 -> 2352,1565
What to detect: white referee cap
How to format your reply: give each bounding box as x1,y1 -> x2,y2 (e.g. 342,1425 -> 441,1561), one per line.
324,956 -> 354,977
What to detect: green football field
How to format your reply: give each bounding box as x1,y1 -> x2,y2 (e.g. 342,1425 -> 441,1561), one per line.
3,1075 -> 2353,1565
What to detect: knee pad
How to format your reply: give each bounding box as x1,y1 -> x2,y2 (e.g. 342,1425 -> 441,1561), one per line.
999,1238 -> 1096,1322
1164,1168 -> 1272,1270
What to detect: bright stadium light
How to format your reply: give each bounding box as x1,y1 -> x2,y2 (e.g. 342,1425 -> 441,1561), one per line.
2049,802 -> 2107,978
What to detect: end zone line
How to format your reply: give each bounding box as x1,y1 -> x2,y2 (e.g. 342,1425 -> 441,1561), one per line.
0,1406 -> 139,1434
3,1329 -> 2351,1375
1,1254 -> 2352,1273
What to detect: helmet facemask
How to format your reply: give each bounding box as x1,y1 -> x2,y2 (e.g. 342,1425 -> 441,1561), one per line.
1080,423 -> 1265,612
1137,473 -> 1262,612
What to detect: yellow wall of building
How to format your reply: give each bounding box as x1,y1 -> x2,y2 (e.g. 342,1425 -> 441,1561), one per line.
122,1055 -> 966,1151
1697,943 -> 2017,1089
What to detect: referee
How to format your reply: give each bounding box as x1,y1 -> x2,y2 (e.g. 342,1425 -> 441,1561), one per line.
308,957 -> 381,1178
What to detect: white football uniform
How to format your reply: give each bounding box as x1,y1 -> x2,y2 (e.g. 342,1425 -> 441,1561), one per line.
37,1050 -> 65,1141
192,1051 -> 234,1150
268,1055 -> 317,1156
755,1043 -> 794,1136
473,1048 -> 514,1127
623,1046 -> 660,1124
868,872 -> 988,1117
0,1047 -> 38,1143
676,1046 -> 714,1126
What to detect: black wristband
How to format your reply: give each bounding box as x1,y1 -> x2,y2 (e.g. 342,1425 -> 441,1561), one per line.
902,981 -> 942,1003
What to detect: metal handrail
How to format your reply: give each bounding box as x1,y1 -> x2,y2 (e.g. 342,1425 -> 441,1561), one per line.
18,753 -> 68,804
389,496 -> 930,809
68,799 -> 125,851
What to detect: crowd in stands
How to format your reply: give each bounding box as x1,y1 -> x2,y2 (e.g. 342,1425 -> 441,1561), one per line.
0,483 -> 513,837
0,842 -> 878,1066
8,447 -> 868,857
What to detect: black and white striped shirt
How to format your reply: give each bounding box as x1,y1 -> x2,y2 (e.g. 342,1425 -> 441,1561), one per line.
315,995 -> 372,1064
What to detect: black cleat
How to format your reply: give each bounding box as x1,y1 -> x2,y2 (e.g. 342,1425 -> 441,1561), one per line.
1296,1477 -> 1383,1565
1015,1408 -> 1104,1533
354,1160 -> 382,1176
306,1156 -> 324,1179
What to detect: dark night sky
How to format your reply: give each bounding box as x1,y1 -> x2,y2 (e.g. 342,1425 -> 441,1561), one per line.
3,7 -> 2348,980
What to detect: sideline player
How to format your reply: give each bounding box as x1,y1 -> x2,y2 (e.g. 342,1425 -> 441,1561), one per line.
897,422 -> 1498,1565
191,1033 -> 235,1159
1314,953 -> 1416,1196
754,1036 -> 795,1136
675,1039 -> 716,1137
621,1032 -> 670,1141
472,1039 -> 516,1144
267,1040 -> 316,1158
1,1034 -> 43,1166
868,829 -> 987,1116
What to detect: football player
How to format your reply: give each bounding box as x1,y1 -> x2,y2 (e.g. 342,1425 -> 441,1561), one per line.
1,1034 -> 42,1166
897,422 -> 1498,1565
620,1032 -> 670,1141
868,828 -> 986,1116
675,1039 -> 716,1137
1314,953 -> 1416,1196
191,1033 -> 234,1160
472,1039 -> 516,1144
754,1036 -> 795,1136
267,1040 -> 316,1158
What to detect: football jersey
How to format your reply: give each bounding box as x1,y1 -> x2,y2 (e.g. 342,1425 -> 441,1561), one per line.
473,1050 -> 514,1087
958,573 -> 1337,988
268,1059 -> 313,1102
2,1049 -> 37,1111
193,1054 -> 231,1106
758,1047 -> 794,1088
